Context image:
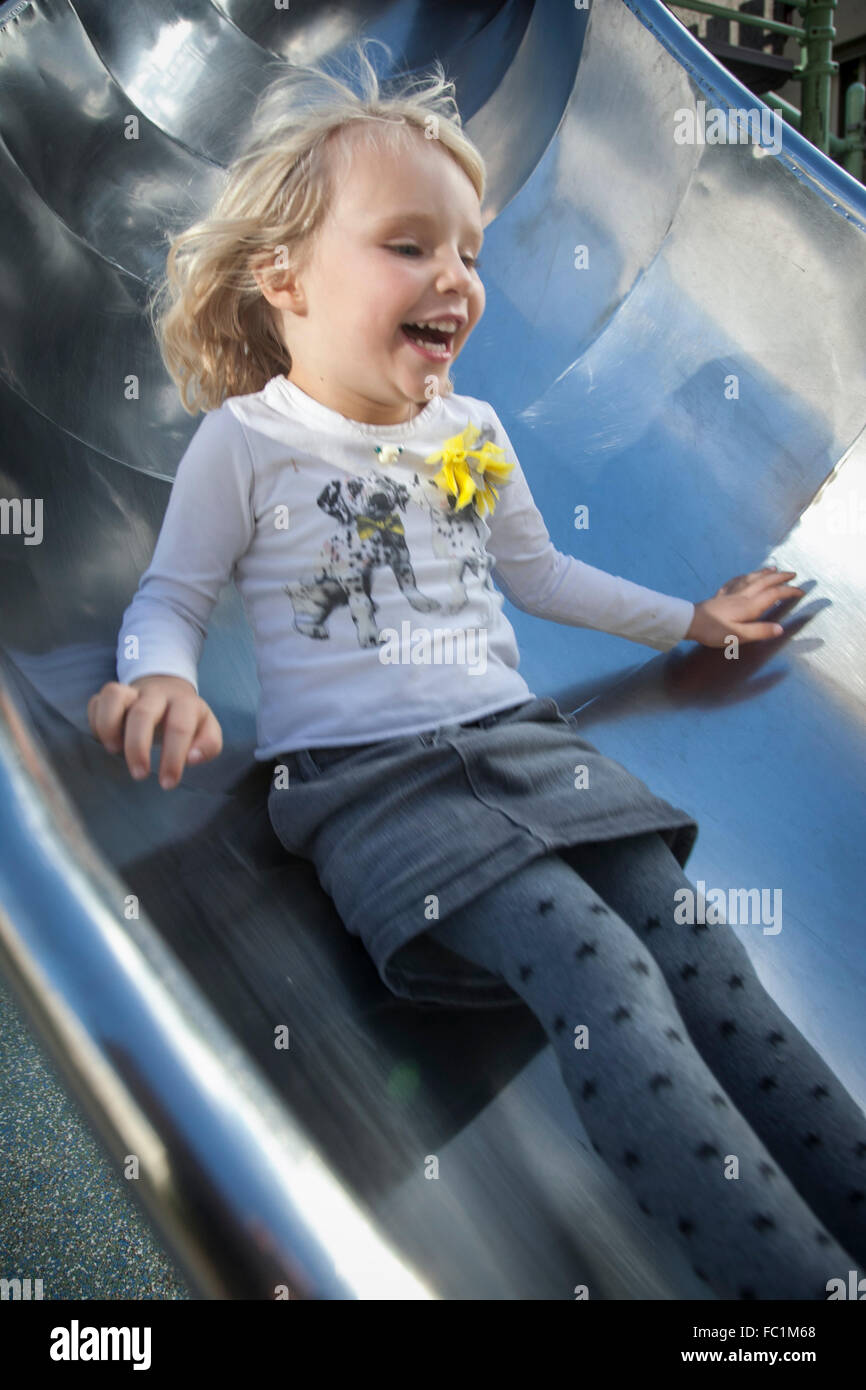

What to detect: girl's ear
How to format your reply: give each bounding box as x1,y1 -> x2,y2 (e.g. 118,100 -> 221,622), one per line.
251,252 -> 304,311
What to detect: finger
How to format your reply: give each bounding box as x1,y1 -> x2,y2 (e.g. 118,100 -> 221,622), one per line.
123,694 -> 168,780
721,567 -> 799,595
751,570 -> 802,595
743,567 -> 784,584
730,569 -> 797,594
718,570 -> 767,595
722,587 -> 801,631
186,708 -> 223,767
724,575 -> 803,606
156,702 -> 200,789
86,692 -> 101,737
88,683 -> 139,753
729,620 -> 786,643
750,567 -> 786,581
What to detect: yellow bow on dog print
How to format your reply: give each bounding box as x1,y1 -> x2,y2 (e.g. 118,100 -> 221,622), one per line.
424,422 -> 514,517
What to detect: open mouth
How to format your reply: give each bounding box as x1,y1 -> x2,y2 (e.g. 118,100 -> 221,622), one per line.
401,320 -> 460,361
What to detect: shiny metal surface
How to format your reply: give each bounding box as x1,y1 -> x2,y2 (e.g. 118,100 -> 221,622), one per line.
0,0 -> 224,282
70,0 -> 533,160
1,0 -> 865,1298
212,0 -> 500,67
69,0 -> 282,166
0,670 -> 432,1299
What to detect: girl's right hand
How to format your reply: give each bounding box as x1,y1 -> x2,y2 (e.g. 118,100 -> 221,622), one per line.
87,675 -> 223,789
684,568 -> 805,647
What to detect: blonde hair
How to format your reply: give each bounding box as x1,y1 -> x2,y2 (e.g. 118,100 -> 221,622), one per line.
149,38 -> 487,414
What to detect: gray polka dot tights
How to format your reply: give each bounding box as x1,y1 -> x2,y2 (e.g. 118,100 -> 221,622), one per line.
427,831 -> 866,1300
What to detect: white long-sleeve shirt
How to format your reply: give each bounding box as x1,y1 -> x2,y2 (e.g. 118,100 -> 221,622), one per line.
115,375 -> 694,759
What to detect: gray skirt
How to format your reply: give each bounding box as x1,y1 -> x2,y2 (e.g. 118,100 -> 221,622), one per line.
266,695 -> 699,1009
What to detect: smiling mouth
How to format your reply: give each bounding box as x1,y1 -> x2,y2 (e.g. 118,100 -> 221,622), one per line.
401,321 -> 460,360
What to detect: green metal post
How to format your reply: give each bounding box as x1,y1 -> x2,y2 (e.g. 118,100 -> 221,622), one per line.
674,3 -> 861,181
799,0 -> 838,153
843,82 -> 865,181
763,89 -> 851,156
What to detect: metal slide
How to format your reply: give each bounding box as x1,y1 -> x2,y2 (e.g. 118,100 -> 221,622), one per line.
1,0 -> 864,1299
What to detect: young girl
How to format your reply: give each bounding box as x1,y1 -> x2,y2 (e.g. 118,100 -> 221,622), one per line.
88,42 -> 865,1300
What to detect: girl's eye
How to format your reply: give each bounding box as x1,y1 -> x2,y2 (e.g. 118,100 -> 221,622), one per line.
388,244 -> 481,270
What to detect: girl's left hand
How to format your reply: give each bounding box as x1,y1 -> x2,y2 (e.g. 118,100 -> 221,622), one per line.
685,567 -> 805,647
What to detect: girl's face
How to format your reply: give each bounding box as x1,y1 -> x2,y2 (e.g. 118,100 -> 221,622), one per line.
263,125 -> 485,425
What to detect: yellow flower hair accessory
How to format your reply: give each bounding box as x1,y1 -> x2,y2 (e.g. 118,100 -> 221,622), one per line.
423,422 -> 514,517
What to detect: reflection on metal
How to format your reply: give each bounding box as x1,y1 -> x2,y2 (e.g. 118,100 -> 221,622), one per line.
0,666 -> 434,1300
0,0 -> 226,282
1,0 -> 865,1299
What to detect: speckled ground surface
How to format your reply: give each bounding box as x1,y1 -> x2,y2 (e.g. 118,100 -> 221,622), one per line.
0,976 -> 191,1300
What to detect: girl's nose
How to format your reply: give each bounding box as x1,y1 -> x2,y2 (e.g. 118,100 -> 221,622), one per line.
435,250 -> 475,295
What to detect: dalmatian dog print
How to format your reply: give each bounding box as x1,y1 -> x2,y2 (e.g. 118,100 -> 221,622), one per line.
282,472 -> 437,647
404,469 -> 497,615
282,428 -> 500,648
